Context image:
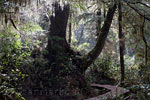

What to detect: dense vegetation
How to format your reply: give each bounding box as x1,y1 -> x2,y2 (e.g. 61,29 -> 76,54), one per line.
0,0 -> 150,100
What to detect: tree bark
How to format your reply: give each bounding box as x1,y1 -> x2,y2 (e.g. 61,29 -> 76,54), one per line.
118,0 -> 125,85
46,2 -> 71,88
68,13 -> 72,47
46,2 -> 70,61
140,17 -> 148,65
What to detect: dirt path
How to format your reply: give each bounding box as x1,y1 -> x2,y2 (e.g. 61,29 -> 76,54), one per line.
85,84 -> 129,100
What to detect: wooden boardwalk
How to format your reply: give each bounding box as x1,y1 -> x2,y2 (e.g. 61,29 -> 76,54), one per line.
85,84 -> 129,100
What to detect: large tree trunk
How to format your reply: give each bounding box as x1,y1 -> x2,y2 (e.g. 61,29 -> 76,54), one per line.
46,2 -> 73,90
46,1 -> 117,90
46,2 -> 70,61
46,2 -> 117,73
118,0 -> 125,85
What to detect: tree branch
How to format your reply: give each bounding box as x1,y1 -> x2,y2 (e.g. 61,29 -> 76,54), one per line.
80,3 -> 117,73
124,1 -> 150,9
124,1 -> 150,21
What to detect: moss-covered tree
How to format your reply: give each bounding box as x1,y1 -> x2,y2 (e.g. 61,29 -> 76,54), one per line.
45,1 -> 117,93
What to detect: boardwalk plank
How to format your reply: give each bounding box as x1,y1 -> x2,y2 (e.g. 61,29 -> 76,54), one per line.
85,84 -> 129,100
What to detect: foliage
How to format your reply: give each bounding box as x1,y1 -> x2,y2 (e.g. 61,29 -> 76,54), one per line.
0,21 -> 43,99
139,64 -> 150,84
0,27 -> 30,99
1,0 -> 150,100
86,55 -> 116,84
20,22 -> 42,33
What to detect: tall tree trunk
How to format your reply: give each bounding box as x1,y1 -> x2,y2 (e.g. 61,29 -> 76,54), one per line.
140,17 -> 148,65
68,13 -> 72,47
118,0 -> 125,85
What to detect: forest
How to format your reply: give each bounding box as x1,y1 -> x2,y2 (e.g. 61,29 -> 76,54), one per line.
0,0 -> 150,100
